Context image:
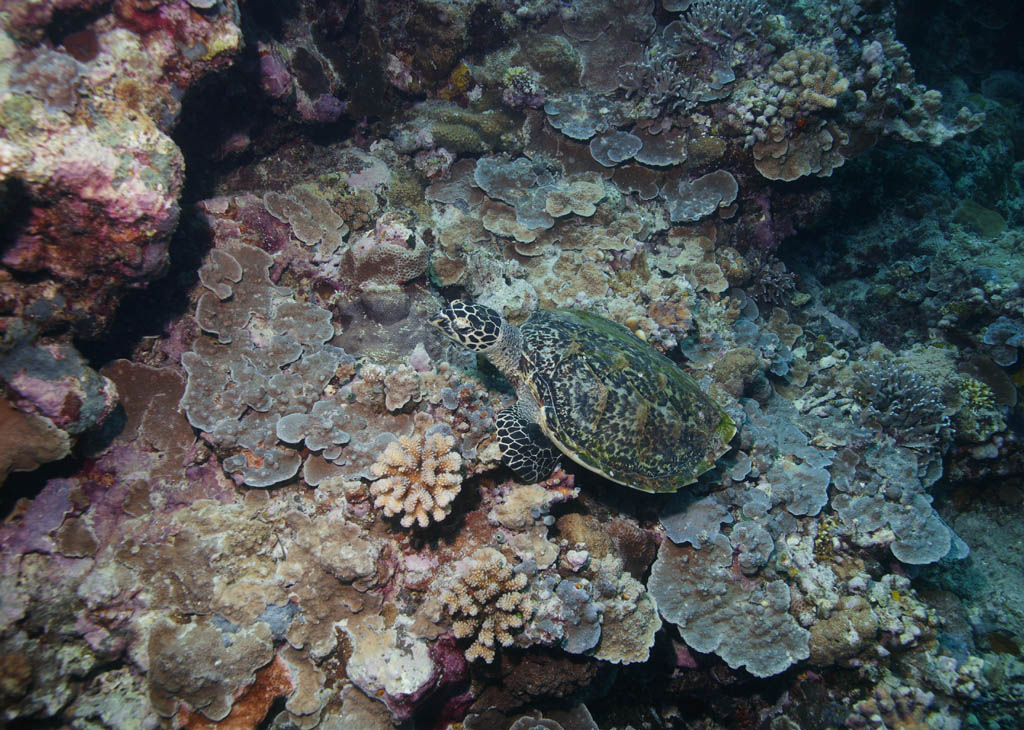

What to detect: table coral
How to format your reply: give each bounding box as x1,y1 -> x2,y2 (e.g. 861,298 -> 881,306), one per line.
369,427 -> 463,528
664,170 -> 739,223
649,533 -> 811,678
263,186 -> 348,260
440,547 -> 534,663
181,242 -> 353,487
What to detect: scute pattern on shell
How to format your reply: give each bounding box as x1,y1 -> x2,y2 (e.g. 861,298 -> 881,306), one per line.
520,309 -> 735,493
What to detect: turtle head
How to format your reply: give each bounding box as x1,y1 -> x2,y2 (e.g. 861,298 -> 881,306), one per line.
431,300 -> 505,352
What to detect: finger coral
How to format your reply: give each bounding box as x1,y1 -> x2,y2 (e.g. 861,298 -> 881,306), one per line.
369,429 -> 463,527
439,547 -> 534,663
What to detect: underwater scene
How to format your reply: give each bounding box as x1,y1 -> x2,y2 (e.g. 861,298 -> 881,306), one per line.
0,0 -> 1022,727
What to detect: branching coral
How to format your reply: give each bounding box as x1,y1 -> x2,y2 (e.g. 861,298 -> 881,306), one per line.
767,49 -> 850,120
369,428 -> 463,527
850,361 -> 951,451
744,250 -> 797,308
671,0 -> 766,46
616,44 -> 693,118
440,547 -> 534,662
501,66 -> 545,109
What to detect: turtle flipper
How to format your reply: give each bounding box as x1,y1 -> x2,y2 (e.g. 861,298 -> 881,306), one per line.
496,407 -> 560,483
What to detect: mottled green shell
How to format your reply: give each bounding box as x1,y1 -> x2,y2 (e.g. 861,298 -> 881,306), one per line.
519,309 -> 735,493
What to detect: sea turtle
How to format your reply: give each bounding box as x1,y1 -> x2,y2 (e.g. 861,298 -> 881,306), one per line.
431,300 -> 736,493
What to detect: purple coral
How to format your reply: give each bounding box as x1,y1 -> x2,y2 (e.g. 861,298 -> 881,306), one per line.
259,51 -> 294,99
9,48 -> 83,114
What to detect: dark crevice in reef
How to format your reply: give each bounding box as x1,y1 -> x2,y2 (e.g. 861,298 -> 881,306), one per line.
896,0 -> 1024,88
73,211 -> 215,368
172,54 -> 284,205
172,0 -> 356,207
0,455 -> 83,523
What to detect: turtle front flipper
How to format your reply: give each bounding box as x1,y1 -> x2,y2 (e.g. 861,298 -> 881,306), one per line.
495,408 -> 560,483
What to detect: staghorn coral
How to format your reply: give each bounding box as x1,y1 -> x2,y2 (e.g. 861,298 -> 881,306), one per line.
744,250 -> 798,308
670,0 -> 766,47
616,43 -> 693,119
440,547 -> 534,663
369,427 -> 463,528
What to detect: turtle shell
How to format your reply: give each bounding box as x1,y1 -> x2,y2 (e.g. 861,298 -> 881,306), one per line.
519,309 -> 735,493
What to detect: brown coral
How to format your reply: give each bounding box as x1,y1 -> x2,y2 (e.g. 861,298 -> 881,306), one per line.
768,48 -> 850,118
544,180 -> 605,218
440,547 -> 534,663
369,429 -> 463,528
753,120 -> 849,181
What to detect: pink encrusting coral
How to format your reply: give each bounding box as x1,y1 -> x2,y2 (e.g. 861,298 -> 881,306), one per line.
0,0 -> 242,335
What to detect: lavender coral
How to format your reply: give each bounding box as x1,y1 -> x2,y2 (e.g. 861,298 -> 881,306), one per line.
648,534 -> 810,677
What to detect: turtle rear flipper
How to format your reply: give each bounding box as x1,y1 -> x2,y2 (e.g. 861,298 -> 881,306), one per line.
496,408 -> 560,483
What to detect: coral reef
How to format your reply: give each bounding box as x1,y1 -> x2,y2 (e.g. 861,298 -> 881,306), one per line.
0,0 -> 1020,727
0,0 -> 240,337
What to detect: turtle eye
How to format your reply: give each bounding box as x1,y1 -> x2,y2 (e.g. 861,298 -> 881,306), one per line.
453,316 -> 472,331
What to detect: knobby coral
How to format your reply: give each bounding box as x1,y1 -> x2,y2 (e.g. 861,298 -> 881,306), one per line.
369,429 -> 463,527
440,547 -> 534,662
